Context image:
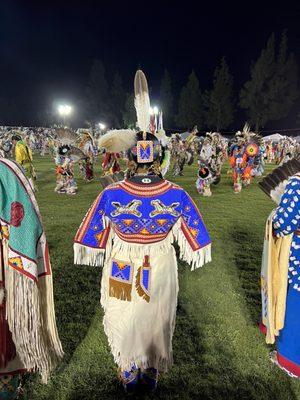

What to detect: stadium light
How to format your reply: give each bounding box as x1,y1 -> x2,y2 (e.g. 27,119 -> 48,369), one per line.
98,122 -> 106,130
58,104 -> 72,116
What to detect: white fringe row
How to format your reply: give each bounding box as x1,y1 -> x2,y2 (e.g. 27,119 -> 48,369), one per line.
74,217 -> 211,271
0,287 -> 4,305
102,303 -> 177,372
174,225 -> 212,271
6,265 -> 64,383
74,243 -> 105,266
106,341 -> 173,373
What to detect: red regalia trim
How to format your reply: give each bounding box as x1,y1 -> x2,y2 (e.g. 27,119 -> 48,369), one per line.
181,218 -> 201,251
258,321 -> 267,335
119,180 -> 174,197
98,226 -> 111,248
38,242 -> 52,277
74,223 -> 110,249
277,353 -> 300,378
75,191 -> 105,242
8,260 -> 37,283
184,192 -> 204,221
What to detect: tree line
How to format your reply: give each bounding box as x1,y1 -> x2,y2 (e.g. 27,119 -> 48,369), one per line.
0,32 -> 297,131
85,32 -> 297,132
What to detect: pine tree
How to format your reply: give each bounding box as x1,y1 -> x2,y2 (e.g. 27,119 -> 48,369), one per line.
240,32 -> 298,131
269,31 -> 298,121
176,70 -> 203,129
240,34 -> 275,131
160,69 -> 174,128
122,93 -> 136,128
205,58 -> 234,131
86,60 -> 111,125
111,71 -> 126,128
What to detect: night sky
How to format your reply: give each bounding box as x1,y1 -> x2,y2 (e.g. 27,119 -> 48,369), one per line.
1,1 -> 300,129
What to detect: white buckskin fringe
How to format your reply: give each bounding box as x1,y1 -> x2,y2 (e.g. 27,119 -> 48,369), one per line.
5,267 -> 64,383
106,346 -> 173,373
74,243 -> 105,267
74,217 -> 211,270
174,221 -> 212,271
103,305 -> 176,373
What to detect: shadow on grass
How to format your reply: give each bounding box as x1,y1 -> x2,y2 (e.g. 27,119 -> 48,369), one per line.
22,265 -> 104,399
53,262 -> 103,357
23,297 -> 296,400
62,300 -> 208,400
230,227 -> 262,326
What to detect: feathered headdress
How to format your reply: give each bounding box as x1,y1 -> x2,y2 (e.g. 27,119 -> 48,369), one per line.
97,70 -> 160,164
134,70 -> 150,133
98,129 -> 136,153
56,128 -> 78,146
77,129 -> 95,145
243,123 -> 251,135
235,123 -> 262,146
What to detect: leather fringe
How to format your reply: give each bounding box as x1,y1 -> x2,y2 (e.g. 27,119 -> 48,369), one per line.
135,256 -> 151,303
109,278 -> 132,301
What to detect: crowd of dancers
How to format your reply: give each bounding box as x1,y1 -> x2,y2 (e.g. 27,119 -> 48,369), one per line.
2,71 -> 300,399
1,124 -> 300,198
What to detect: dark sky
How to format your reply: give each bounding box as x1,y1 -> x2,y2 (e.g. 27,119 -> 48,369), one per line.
1,0 -> 300,129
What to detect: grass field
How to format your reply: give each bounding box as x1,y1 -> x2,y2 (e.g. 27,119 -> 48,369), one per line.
21,155 -> 300,400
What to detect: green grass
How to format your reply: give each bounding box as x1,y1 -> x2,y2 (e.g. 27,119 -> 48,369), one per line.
21,156 -> 300,400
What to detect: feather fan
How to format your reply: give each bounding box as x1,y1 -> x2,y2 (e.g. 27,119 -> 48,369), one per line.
77,129 -> 95,146
134,70 -> 150,132
161,149 -> 171,177
258,159 -> 300,203
68,146 -> 86,162
56,128 -> 78,146
98,129 -> 136,153
155,129 -> 169,147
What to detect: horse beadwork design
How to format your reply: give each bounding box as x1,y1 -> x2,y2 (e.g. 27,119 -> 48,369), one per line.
111,200 -> 142,217
150,200 -> 180,217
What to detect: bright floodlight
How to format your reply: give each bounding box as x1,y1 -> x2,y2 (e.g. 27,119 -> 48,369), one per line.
98,123 -> 106,130
58,104 -> 72,116
153,106 -> 159,115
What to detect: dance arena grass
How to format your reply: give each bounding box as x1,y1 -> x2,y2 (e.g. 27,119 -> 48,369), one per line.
22,156 -> 300,400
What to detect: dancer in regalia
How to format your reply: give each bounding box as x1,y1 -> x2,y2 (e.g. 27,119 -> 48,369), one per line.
74,70 -> 211,393
0,139 -> 12,159
196,132 -> 225,196
11,133 -> 36,191
54,145 -> 78,195
229,125 -> 261,193
259,159 -> 300,378
78,130 -> 95,182
53,129 -> 85,195
0,157 -> 63,399
170,134 -> 186,176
